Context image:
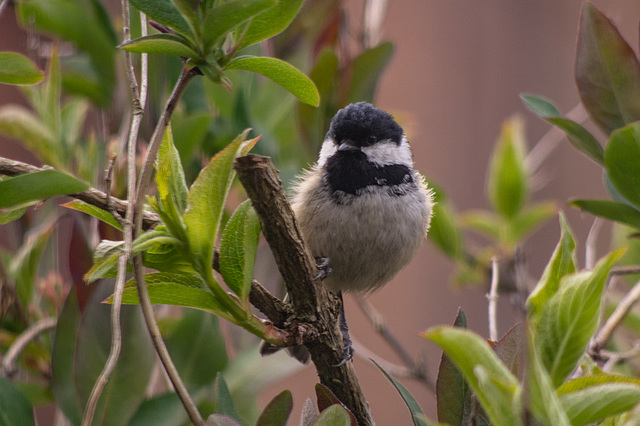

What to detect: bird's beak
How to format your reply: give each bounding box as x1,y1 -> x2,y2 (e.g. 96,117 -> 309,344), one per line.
338,141 -> 359,151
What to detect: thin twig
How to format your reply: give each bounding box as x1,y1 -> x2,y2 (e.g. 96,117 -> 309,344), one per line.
82,6 -> 149,425
0,0 -> 9,20
592,277 -> 640,353
1,317 -> 57,377
585,217 -> 603,270
601,341 -> 640,372
488,257 -> 500,342
354,295 -> 433,391
611,266 -> 640,276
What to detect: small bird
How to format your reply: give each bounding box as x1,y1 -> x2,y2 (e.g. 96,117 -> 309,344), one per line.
262,102 -> 434,363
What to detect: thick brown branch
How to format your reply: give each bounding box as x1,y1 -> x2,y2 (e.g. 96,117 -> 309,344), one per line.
234,154 -> 373,426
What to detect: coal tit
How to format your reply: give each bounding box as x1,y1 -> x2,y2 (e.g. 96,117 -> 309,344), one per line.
263,102 -> 434,363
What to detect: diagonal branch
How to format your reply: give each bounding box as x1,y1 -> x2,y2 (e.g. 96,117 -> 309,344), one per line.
234,154 -> 374,426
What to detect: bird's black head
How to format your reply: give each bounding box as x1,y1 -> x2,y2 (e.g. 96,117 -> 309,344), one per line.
327,102 -> 403,148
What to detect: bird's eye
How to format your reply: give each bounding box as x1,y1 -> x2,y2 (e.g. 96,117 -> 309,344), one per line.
367,135 -> 377,145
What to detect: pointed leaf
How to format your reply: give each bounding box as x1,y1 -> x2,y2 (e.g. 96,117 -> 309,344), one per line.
219,200 -> 260,303
546,117 -> 604,165
605,122 -> 640,210
346,42 -> 394,104
129,0 -> 193,39
520,94 -> 561,117
225,56 -> 319,106
508,202 -> 556,244
493,324 -> 523,377
0,52 -> 44,86
202,0 -> 277,52
558,376 -> 640,425
0,169 -> 88,209
373,360 -> 428,426
183,132 -> 258,273
487,116 -> 527,219
527,213 -> 577,319
436,309 -> 475,426
575,3 -> 640,135
165,309 -> 228,387
0,106 -> 58,167
536,249 -> 625,387
256,390 -> 293,426
62,200 -> 123,230
311,405 -> 351,426
0,377 -> 36,426
527,331 -> 571,426
237,0 -> 303,50
571,199 -> 640,230
424,327 -> 522,426
119,34 -> 199,58
214,374 -> 241,421
117,272 -> 228,318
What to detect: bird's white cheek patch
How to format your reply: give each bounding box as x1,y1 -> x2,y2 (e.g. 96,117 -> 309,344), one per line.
361,136 -> 413,167
317,138 -> 338,167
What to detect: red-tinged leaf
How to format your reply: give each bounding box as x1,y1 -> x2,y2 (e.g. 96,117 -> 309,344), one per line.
492,324 -> 523,378
314,384 -> 356,425
575,3 -> 640,135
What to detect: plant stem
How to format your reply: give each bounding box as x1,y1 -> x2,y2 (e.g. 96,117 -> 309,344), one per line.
82,6 -> 149,426
488,257 -> 500,341
0,317 -> 57,377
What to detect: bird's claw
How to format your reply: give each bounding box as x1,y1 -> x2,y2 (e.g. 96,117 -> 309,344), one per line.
313,257 -> 332,280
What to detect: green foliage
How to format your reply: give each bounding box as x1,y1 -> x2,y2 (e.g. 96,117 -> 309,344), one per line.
0,377 -> 36,426
374,360 -> 429,426
0,52 -> 44,86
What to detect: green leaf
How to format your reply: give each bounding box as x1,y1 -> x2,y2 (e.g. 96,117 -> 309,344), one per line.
527,330 -> 571,426
526,213 -> 577,319
546,117 -> 604,165
508,202 -> 556,245
460,209 -> 501,241
520,94 -> 561,117
536,248 -> 625,387
571,199 -> 640,230
118,272 -> 228,318
155,125 -> 189,242
225,56 -> 319,106
558,376 -> 640,425
256,390 -> 293,426
0,377 -> 36,426
427,189 -> 463,260
0,170 -> 88,209
346,42 -> 394,104
0,206 -> 28,224
435,309 -> 478,426
61,200 -> 123,230
219,200 -> 260,304
183,131 -> 258,274
129,0 -> 193,39
0,52 -> 44,86
312,405 -> 352,426
575,2 -> 640,135
487,116 -> 527,219
201,0 -> 277,53
165,309 -> 228,387
605,123 -> 640,210
373,360 -> 427,426
237,0 -> 303,50
214,373 -> 241,421
128,392 -> 188,426
119,34 -> 199,58
0,106 -> 58,167
52,284 -> 155,426
424,327 -> 522,426
10,220 -> 54,307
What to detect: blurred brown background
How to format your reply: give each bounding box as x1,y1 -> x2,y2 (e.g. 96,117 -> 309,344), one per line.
1,0 -> 639,424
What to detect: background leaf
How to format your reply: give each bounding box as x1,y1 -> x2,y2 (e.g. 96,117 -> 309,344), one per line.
0,52 -> 44,86
128,0 -> 193,39
120,34 -> 199,58
0,377 -> 36,426
345,42 -> 394,104
225,56 -> 319,106
575,2 -> 640,135
570,199 -> 640,230
0,170 -> 88,209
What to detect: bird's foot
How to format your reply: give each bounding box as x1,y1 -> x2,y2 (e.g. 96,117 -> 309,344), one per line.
313,257 -> 332,280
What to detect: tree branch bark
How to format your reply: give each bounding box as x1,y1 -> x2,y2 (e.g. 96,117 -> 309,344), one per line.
234,154 -> 373,425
